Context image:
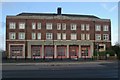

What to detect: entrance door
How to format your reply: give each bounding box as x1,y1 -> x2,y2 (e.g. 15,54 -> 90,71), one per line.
81,46 -> 90,58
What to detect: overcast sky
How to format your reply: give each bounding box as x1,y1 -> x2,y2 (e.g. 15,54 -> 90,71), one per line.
0,2 -> 118,50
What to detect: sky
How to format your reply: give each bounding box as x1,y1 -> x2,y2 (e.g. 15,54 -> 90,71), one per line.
0,2 -> 118,50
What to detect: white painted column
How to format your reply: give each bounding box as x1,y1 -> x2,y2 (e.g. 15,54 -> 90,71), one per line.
27,43 -> 31,58
67,45 -> 69,58
90,43 -> 94,58
42,45 -> 44,58
54,45 -> 57,58
23,44 -> 25,58
79,45 -> 81,58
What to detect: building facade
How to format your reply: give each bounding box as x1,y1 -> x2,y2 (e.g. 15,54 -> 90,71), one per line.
6,8 -> 111,59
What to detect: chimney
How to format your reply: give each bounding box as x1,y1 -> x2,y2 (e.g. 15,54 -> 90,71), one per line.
57,7 -> 62,15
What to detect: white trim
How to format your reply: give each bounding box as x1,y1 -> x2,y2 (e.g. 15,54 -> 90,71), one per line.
9,44 -> 25,58
6,39 -> 111,42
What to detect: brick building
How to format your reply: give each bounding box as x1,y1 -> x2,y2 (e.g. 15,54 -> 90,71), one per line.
6,8 -> 111,59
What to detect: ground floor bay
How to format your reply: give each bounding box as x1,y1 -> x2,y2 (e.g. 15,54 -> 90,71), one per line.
7,40 -> 100,59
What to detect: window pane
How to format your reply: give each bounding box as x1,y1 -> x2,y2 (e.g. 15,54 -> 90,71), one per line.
37,33 -> 41,39
81,24 -> 85,30
57,33 -> 61,40
62,23 -> 66,30
57,23 -> 61,30
9,33 -> 16,39
19,33 -> 25,39
37,23 -> 41,29
9,22 -> 16,29
19,23 -> 25,29
86,24 -> 89,31
32,33 -> 36,39
46,23 -> 52,30
32,23 -> 36,29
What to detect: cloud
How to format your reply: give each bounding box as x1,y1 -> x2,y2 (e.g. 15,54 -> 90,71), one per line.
109,5 -> 117,12
100,3 -> 117,12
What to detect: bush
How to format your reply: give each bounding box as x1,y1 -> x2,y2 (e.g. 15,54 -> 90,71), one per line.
106,50 -> 115,56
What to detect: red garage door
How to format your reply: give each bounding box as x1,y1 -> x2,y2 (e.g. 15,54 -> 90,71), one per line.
44,45 -> 54,58
69,45 -> 79,58
57,45 -> 67,58
31,45 -> 42,58
10,45 -> 23,58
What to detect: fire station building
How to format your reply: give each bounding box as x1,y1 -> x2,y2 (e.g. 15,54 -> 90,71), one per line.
6,8 -> 111,59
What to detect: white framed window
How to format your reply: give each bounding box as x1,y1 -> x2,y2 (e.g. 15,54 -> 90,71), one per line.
37,33 -> 41,39
62,23 -> 66,30
86,34 -> 90,40
103,25 -> 109,31
46,23 -> 52,30
71,33 -> 77,40
103,34 -> 109,40
95,25 -> 101,31
57,23 -> 61,30
32,33 -> 36,39
37,23 -> 41,29
46,33 -> 52,40
32,23 -> 36,29
19,22 -> 25,29
81,34 -> 85,40
71,24 -> 77,30
57,33 -> 61,40
9,32 -> 16,39
62,33 -> 66,40
81,24 -> 85,31
95,34 -> 101,40
9,22 -> 16,29
19,32 -> 25,39
86,24 -> 90,31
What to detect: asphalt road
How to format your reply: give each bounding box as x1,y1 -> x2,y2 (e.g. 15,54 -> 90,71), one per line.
2,61 -> 118,78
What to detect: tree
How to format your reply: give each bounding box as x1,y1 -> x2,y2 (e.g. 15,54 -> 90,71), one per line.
111,43 -> 120,60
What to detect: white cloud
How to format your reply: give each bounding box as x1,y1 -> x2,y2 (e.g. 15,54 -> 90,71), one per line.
100,3 -> 117,12
109,5 -> 117,12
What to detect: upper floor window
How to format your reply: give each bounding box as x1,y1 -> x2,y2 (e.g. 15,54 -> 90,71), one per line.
46,33 -> 52,40
32,23 -> 36,29
19,22 -> 25,29
37,33 -> 41,39
86,24 -> 90,31
81,34 -> 85,40
71,24 -> 77,30
57,23 -> 61,30
71,33 -> 77,40
62,23 -> 66,30
19,32 -> 25,39
81,24 -> 85,31
103,34 -> 109,40
95,34 -> 101,40
103,25 -> 109,31
57,33 -> 61,40
86,34 -> 90,40
62,33 -> 66,40
95,25 -> 101,31
9,32 -> 16,39
37,23 -> 41,29
9,22 -> 16,29
46,23 -> 52,30
32,33 -> 36,39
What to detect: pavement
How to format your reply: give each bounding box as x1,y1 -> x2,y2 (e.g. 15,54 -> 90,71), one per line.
1,60 -> 118,66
